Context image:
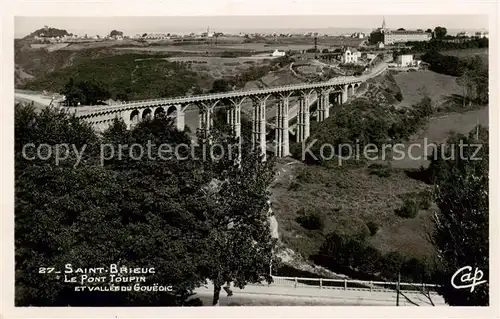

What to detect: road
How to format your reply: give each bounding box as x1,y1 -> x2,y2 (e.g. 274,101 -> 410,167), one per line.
193,281 -> 446,306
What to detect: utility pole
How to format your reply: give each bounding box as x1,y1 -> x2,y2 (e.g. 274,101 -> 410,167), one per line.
396,272 -> 401,306
314,36 -> 318,59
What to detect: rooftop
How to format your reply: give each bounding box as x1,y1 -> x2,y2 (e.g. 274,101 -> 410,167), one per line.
386,30 -> 430,35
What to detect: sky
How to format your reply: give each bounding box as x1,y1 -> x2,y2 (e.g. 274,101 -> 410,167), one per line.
15,15 -> 489,38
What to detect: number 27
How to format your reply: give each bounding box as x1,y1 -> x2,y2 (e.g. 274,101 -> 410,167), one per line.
39,267 -> 55,273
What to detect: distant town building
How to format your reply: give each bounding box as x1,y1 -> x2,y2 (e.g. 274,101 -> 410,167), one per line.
371,17 -> 432,45
341,47 -> 358,64
144,33 -> 168,40
457,31 -> 469,37
351,32 -> 366,39
383,30 -> 432,45
475,31 -> 489,38
396,54 -> 414,67
377,41 -> 385,49
271,49 -> 286,57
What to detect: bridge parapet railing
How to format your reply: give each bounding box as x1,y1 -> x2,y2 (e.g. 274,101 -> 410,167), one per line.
264,276 -> 439,294
109,77 -> 365,107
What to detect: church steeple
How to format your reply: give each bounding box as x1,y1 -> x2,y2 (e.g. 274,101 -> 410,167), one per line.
382,16 -> 386,30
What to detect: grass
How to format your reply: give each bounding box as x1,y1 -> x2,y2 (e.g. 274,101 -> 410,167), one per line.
271,162 -> 437,262
392,70 -> 462,108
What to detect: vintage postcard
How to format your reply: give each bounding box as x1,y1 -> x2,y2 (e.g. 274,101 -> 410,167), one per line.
1,0 -> 498,318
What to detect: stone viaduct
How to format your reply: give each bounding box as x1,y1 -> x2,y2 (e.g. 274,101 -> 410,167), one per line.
68,64 -> 387,158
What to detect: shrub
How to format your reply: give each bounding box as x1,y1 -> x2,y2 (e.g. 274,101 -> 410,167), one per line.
401,257 -> 433,283
295,209 -> 324,230
417,191 -> 432,210
380,251 -> 406,280
395,92 -> 403,101
366,221 -> 379,236
368,163 -> 386,169
368,163 -> 392,178
396,198 -> 419,218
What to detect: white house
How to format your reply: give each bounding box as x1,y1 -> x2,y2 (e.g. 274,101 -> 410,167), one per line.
396,54 -> 414,67
475,31 -> 489,38
271,49 -> 286,57
341,47 -> 358,64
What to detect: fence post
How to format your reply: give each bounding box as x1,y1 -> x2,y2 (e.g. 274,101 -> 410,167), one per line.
396,272 -> 401,306
294,277 -> 298,288
319,278 -> 322,289
370,281 -> 373,292
344,279 -> 347,290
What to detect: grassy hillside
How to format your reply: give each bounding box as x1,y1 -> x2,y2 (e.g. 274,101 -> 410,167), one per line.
272,162 -> 436,260
393,70 -> 462,108
21,53 -> 206,101
14,41 -> 123,81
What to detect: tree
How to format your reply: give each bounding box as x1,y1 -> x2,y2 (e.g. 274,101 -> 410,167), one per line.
454,55 -> 488,107
210,78 -> 232,93
191,119 -> 278,306
15,103 -> 278,306
15,106 -> 204,306
109,30 -> 123,37
425,29 -> 432,33
397,28 -> 406,31
429,127 -> 489,306
434,26 -> 447,39
62,78 -> 111,106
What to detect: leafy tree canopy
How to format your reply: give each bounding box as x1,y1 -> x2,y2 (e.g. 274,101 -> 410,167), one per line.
433,26 -> 447,39
429,126 -> 489,306
109,30 -> 123,37
15,103 -> 277,306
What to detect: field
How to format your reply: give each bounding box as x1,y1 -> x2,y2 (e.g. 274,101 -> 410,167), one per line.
115,36 -> 363,54
392,70 -> 462,108
165,56 -> 274,79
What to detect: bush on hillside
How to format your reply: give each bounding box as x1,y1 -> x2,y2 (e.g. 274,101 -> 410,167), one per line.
295,208 -> 324,230
314,230 -> 436,283
395,92 -> 403,101
368,163 -> 392,178
417,191 -> 432,210
366,221 -> 379,236
396,198 -> 420,218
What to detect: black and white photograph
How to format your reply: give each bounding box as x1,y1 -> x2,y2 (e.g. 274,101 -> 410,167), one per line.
2,0 -> 498,317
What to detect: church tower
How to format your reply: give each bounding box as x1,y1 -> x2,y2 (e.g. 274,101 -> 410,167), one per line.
381,16 -> 386,30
